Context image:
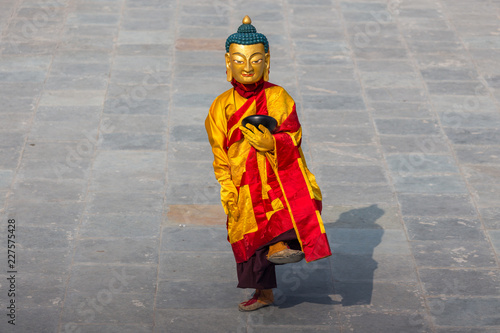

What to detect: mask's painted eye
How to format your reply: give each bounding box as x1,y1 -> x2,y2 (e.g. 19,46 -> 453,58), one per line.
234,59 -> 244,64
252,59 -> 263,64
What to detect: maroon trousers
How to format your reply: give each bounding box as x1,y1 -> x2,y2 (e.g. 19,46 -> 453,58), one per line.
236,229 -> 301,289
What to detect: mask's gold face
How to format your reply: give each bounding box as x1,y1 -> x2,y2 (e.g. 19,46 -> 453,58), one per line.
225,43 -> 270,84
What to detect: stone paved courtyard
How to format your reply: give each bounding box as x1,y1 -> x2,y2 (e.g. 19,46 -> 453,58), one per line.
1,0 -> 500,332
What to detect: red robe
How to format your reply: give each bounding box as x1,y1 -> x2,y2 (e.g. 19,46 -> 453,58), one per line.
205,80 -> 331,264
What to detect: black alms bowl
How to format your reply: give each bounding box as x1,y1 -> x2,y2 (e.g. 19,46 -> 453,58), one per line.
241,115 -> 277,133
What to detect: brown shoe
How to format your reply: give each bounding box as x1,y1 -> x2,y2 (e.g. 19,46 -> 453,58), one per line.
238,289 -> 274,312
267,248 -> 305,264
267,241 -> 288,257
267,242 -> 305,264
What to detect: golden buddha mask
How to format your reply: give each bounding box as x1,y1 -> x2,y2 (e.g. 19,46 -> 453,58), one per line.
225,43 -> 270,84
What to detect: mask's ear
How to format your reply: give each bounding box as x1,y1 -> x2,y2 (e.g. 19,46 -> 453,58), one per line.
263,52 -> 270,82
225,53 -> 232,82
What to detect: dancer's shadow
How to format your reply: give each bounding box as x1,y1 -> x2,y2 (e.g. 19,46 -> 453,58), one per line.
272,205 -> 384,308
325,204 -> 385,306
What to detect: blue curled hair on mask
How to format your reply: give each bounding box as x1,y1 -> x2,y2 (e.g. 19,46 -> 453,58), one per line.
225,22 -> 269,53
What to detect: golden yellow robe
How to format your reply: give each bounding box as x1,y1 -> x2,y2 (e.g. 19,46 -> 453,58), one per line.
205,82 -> 331,263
